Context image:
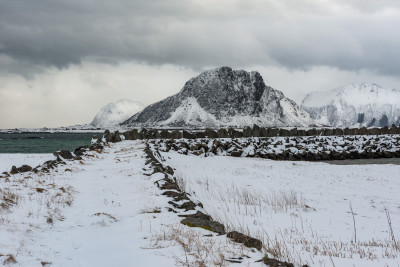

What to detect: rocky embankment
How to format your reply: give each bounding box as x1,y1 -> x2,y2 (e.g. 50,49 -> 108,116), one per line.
144,142 -> 297,266
120,124 -> 400,140
150,135 -> 400,161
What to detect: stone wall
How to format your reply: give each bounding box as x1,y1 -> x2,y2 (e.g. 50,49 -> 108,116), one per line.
120,124 -> 400,141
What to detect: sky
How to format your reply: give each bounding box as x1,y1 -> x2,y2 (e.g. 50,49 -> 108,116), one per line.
1,0 -> 400,128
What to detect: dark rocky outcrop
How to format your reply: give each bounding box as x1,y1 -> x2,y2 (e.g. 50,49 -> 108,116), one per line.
181,217 -> 226,235
10,165 -> 32,174
54,150 -> 74,160
227,231 -> 262,250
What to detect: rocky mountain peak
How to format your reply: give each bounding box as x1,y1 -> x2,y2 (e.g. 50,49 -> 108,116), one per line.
122,67 -> 314,128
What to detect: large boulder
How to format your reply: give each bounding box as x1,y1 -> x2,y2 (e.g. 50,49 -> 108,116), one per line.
217,128 -> 229,138
183,130 -> 196,139
10,165 -> 33,174
358,127 -> 368,135
181,217 -> 226,235
103,129 -> 112,142
139,128 -> 150,139
171,130 -> 182,139
279,128 -> 290,136
227,128 -> 242,138
160,129 -> 171,139
289,128 -> 298,136
110,131 -> 122,142
306,128 -> 317,136
123,129 -> 140,140
242,126 -> 252,137
252,124 -> 261,137
389,124 -> 398,134
227,231 -> 262,250
204,128 -> 218,138
381,126 -> 389,134
54,150 -> 74,160
268,128 -> 279,137
335,128 -> 344,135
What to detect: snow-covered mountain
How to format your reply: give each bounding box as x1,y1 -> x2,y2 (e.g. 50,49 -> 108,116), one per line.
301,83 -> 400,127
121,67 -> 314,128
91,99 -> 145,127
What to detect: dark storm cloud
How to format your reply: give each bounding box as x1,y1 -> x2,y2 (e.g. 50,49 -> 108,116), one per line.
1,0 -> 400,75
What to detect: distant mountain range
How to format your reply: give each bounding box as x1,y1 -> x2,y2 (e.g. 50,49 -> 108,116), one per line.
121,67 -> 314,128
91,99 -> 144,127
301,83 -> 400,127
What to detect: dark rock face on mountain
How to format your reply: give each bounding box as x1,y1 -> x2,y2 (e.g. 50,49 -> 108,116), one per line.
122,67 -> 313,128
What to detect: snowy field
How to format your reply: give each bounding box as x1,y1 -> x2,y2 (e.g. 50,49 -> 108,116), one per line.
0,141 -> 262,266
162,151 -> 400,266
1,140 -> 399,266
0,154 -> 55,173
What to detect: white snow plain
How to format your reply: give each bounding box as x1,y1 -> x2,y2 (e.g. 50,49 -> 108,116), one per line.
161,151 -> 400,266
0,141 -> 262,266
1,139 -> 400,266
0,154 -> 55,173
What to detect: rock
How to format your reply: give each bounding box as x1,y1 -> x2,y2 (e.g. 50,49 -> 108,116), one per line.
289,128 -> 298,136
103,129 -> 111,142
252,124 -> 261,137
17,165 -> 33,173
260,127 -> 268,137
90,143 -> 104,150
160,129 -> 171,139
43,160 -> 60,169
278,128 -> 289,136
389,124 -> 398,134
162,191 -> 189,202
123,129 -> 140,140
139,128 -> 150,139
178,211 -> 212,221
230,150 -> 242,157
183,130 -> 196,139
181,217 -> 226,235
268,128 -> 280,137
178,201 -> 197,211
148,129 -> 159,139
110,131 -> 122,142
194,131 -> 206,138
335,128 -> 344,135
306,128 -> 317,136
367,128 -> 381,135
344,128 -> 354,135
228,128 -> 243,138
263,257 -> 294,267
54,150 -> 74,160
171,130 -> 182,139
242,126 -> 252,137
10,166 -> 18,174
297,129 -> 306,136
204,128 -> 218,138
217,128 -> 229,138
358,127 -> 368,135
322,128 -> 333,136
227,231 -> 262,250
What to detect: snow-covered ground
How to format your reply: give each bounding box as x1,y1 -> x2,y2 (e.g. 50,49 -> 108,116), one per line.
0,154 -> 55,173
0,141 -> 262,266
162,151 -> 400,266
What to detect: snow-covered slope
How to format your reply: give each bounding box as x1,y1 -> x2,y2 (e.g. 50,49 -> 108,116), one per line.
301,83 -> 400,127
91,99 -> 144,127
122,67 -> 313,128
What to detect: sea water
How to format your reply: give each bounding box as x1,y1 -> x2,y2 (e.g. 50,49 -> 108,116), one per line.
0,132 -> 102,153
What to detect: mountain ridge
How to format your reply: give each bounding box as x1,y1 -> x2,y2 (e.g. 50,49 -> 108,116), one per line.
301,83 -> 400,127
91,99 -> 145,127
122,66 -> 314,128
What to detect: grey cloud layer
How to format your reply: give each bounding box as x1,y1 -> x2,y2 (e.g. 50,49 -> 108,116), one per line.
1,0 -> 400,75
